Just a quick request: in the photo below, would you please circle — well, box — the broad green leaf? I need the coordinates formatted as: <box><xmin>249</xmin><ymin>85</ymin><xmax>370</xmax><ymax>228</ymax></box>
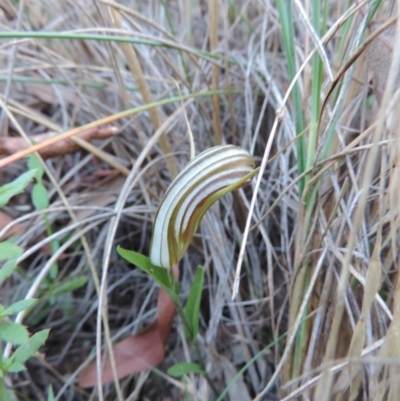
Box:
<box><xmin>4</xmin><ymin>299</ymin><xmax>36</xmax><ymax>315</ymax></box>
<box><xmin>52</xmin><ymin>276</ymin><xmax>87</xmax><ymax>298</ymax></box>
<box><xmin>167</xmin><ymin>362</ymin><xmax>205</xmax><ymax>377</ymax></box>
<box><xmin>13</xmin><ymin>329</ymin><xmax>50</xmax><ymax>364</ymax></box>
<box><xmin>0</xmin><ymin>169</ymin><xmax>37</xmax><ymax>207</ymax></box>
<box><xmin>0</xmin><ymin>259</ymin><xmax>18</xmax><ymax>282</ymax></box>
<box><xmin>32</xmin><ymin>183</ymin><xmax>49</xmax><ymax>210</ymax></box>
<box><xmin>0</xmin><ymin>322</ymin><xmax>29</xmax><ymax>345</ymax></box>
<box><xmin>117</xmin><ymin>246</ymin><xmax>179</xmax><ymax>303</ymax></box>
<box><xmin>0</xmin><ymin>242</ymin><xmax>23</xmax><ymax>260</ymax></box>
<box><xmin>183</xmin><ymin>266</ymin><xmax>204</xmax><ymax>342</ymax></box>
<box><xmin>27</xmin><ymin>154</ymin><xmax>44</xmax><ymax>182</ymax></box>
<box><xmin>7</xmin><ymin>362</ymin><xmax>26</xmax><ymax>372</ymax></box>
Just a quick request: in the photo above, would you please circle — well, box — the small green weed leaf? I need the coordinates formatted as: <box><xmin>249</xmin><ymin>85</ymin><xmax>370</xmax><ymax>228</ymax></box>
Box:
<box><xmin>52</xmin><ymin>276</ymin><xmax>87</xmax><ymax>298</ymax></box>
<box><xmin>183</xmin><ymin>266</ymin><xmax>204</xmax><ymax>342</ymax></box>
<box><xmin>27</xmin><ymin>154</ymin><xmax>44</xmax><ymax>182</ymax></box>
<box><xmin>0</xmin><ymin>169</ymin><xmax>37</xmax><ymax>207</ymax></box>
<box><xmin>0</xmin><ymin>322</ymin><xmax>29</xmax><ymax>345</ymax></box>
<box><xmin>167</xmin><ymin>362</ymin><xmax>205</xmax><ymax>377</ymax></box>
<box><xmin>32</xmin><ymin>183</ymin><xmax>49</xmax><ymax>210</ymax></box>
<box><xmin>117</xmin><ymin>246</ymin><xmax>179</xmax><ymax>303</ymax></box>
<box><xmin>29</xmin><ymin>328</ymin><xmax>50</xmax><ymax>349</ymax></box>
<box><xmin>7</xmin><ymin>362</ymin><xmax>26</xmax><ymax>372</ymax></box>
<box><xmin>4</xmin><ymin>388</ymin><xmax>15</xmax><ymax>401</ymax></box>
<box><xmin>0</xmin><ymin>259</ymin><xmax>18</xmax><ymax>282</ymax></box>
<box><xmin>13</xmin><ymin>328</ymin><xmax>50</xmax><ymax>363</ymax></box>
<box><xmin>2</xmin><ymin>356</ymin><xmax>12</xmax><ymax>370</ymax></box>
<box><xmin>47</xmin><ymin>384</ymin><xmax>54</xmax><ymax>401</ymax></box>
<box><xmin>0</xmin><ymin>242</ymin><xmax>23</xmax><ymax>260</ymax></box>
<box><xmin>4</xmin><ymin>299</ymin><xmax>36</xmax><ymax>315</ymax></box>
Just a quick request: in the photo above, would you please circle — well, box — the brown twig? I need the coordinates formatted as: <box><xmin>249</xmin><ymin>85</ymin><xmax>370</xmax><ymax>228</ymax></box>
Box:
<box><xmin>0</xmin><ymin>127</ymin><xmax>118</xmax><ymax>158</ymax></box>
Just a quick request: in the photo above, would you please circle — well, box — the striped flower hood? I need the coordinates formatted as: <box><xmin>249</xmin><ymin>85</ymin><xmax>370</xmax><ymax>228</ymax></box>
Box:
<box><xmin>150</xmin><ymin>145</ymin><xmax>256</xmax><ymax>268</ymax></box>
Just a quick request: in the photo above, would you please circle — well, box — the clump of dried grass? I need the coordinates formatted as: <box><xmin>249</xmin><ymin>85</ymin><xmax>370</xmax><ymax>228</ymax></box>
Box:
<box><xmin>1</xmin><ymin>0</ymin><xmax>399</xmax><ymax>400</ymax></box>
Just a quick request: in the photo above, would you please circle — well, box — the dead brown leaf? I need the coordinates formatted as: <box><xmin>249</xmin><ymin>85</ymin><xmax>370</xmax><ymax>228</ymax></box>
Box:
<box><xmin>0</xmin><ymin>211</ymin><xmax>24</xmax><ymax>240</ymax></box>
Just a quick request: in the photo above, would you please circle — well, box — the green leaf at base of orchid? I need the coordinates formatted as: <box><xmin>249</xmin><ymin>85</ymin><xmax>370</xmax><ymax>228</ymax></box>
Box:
<box><xmin>183</xmin><ymin>266</ymin><xmax>204</xmax><ymax>342</ymax></box>
<box><xmin>117</xmin><ymin>246</ymin><xmax>179</xmax><ymax>303</ymax></box>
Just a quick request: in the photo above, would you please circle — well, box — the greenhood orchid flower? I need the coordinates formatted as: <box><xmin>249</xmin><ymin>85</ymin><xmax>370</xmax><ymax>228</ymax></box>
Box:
<box><xmin>149</xmin><ymin>145</ymin><xmax>257</xmax><ymax>268</ymax></box>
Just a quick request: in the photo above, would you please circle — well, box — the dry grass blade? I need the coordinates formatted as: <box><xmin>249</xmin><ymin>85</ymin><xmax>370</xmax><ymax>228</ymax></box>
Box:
<box><xmin>2</xmin><ymin>1</ymin><xmax>400</xmax><ymax>400</ymax></box>
<box><xmin>319</xmin><ymin>15</ymin><xmax>397</xmax><ymax>124</ymax></box>
<box><xmin>293</xmin><ymin>0</ymin><xmax>334</xmax><ymax>81</ymax></box>
<box><xmin>108</xmin><ymin>7</ymin><xmax>178</xmax><ymax>178</ymax></box>
<box><xmin>209</xmin><ymin>0</ymin><xmax>222</xmax><ymax>144</ymax></box>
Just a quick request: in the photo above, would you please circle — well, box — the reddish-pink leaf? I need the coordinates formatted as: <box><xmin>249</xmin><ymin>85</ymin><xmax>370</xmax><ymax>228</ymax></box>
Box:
<box><xmin>78</xmin><ymin>265</ymin><xmax>179</xmax><ymax>388</ymax></box>
<box><xmin>0</xmin><ymin>211</ymin><xmax>24</xmax><ymax>241</ymax></box>
<box><xmin>0</xmin><ymin>127</ymin><xmax>118</xmax><ymax>159</ymax></box>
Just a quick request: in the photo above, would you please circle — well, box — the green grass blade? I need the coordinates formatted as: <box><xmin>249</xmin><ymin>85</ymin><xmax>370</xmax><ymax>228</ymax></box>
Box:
<box><xmin>168</xmin><ymin>362</ymin><xmax>205</xmax><ymax>377</ymax></box>
<box><xmin>276</xmin><ymin>0</ymin><xmax>306</xmax><ymax>195</ymax></box>
<box><xmin>216</xmin><ymin>331</ymin><xmax>288</xmax><ymax>401</ymax></box>
<box><xmin>0</xmin><ymin>31</ymin><xmax>233</xmax><ymax>64</ymax></box>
